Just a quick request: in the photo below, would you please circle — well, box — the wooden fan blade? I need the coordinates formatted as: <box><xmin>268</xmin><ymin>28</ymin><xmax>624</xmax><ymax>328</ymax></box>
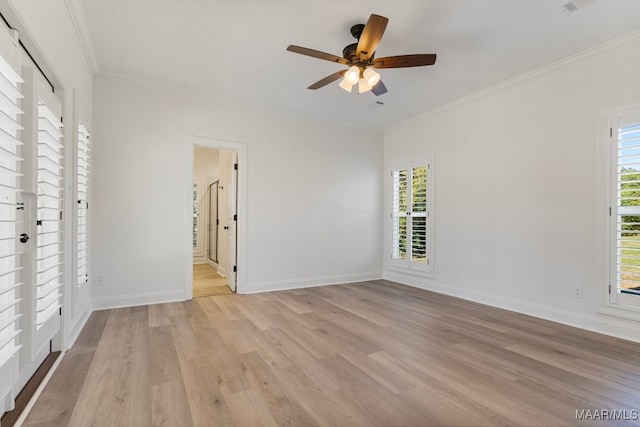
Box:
<box><xmin>371</xmin><ymin>80</ymin><xmax>387</xmax><ymax>96</ymax></box>
<box><xmin>356</xmin><ymin>14</ymin><xmax>388</xmax><ymax>60</ymax></box>
<box><xmin>372</xmin><ymin>54</ymin><xmax>437</xmax><ymax>69</ymax></box>
<box><xmin>308</xmin><ymin>70</ymin><xmax>347</xmax><ymax>90</ymax></box>
<box><xmin>287</xmin><ymin>45</ymin><xmax>348</xmax><ymax>64</ymax></box>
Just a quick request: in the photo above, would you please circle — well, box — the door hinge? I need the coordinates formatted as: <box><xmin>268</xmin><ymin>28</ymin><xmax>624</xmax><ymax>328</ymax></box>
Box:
<box><xmin>610</xmin><ymin>128</ymin><xmax>613</xmax><ymax>137</ymax></box>
<box><xmin>233</xmin><ymin>214</ymin><xmax>237</xmax><ymax>221</ymax></box>
<box><xmin>608</xmin><ymin>284</ymin><xmax>611</xmax><ymax>294</ymax></box>
<box><xmin>609</xmin><ymin>207</ymin><xmax>612</xmax><ymax>216</ymax></box>
<box><xmin>59</xmin><ymin>211</ymin><xmax>63</xmax><ymax>220</ymax></box>
<box><xmin>233</xmin><ymin>265</ymin><xmax>237</xmax><ymax>273</ymax></box>
<box><xmin>59</xmin><ymin>307</ymin><xmax>62</xmax><ymax>315</ymax></box>
<box><xmin>234</xmin><ymin>163</ymin><xmax>238</xmax><ymax>170</ymax></box>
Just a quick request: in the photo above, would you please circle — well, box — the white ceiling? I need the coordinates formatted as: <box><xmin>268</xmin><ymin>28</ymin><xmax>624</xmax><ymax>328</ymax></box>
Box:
<box><xmin>78</xmin><ymin>0</ymin><xmax>640</xmax><ymax>128</ymax></box>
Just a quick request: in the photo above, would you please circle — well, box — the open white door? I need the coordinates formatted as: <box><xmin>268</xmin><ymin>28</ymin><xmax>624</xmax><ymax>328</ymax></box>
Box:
<box><xmin>227</xmin><ymin>151</ymin><xmax>237</xmax><ymax>292</ymax></box>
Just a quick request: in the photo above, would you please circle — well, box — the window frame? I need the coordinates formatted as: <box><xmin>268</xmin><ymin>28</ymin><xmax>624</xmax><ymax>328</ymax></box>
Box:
<box><xmin>608</xmin><ymin>110</ymin><xmax>640</xmax><ymax>314</ymax></box>
<box><xmin>389</xmin><ymin>157</ymin><xmax>434</xmax><ymax>277</ymax></box>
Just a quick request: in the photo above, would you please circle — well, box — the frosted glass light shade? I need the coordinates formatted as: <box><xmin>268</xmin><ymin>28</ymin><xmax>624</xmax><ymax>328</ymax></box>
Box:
<box><xmin>363</xmin><ymin>68</ymin><xmax>380</xmax><ymax>87</ymax></box>
<box><xmin>345</xmin><ymin>66</ymin><xmax>360</xmax><ymax>85</ymax></box>
<box><xmin>339</xmin><ymin>77</ymin><xmax>353</xmax><ymax>92</ymax></box>
<box><xmin>358</xmin><ymin>78</ymin><xmax>372</xmax><ymax>94</ymax></box>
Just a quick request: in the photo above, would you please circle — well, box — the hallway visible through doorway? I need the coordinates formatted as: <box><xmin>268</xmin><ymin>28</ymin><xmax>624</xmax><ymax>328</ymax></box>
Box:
<box><xmin>193</xmin><ymin>264</ymin><xmax>232</xmax><ymax>297</ymax></box>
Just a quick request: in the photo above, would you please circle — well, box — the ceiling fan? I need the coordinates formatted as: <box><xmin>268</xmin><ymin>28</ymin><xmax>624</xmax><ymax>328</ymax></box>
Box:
<box><xmin>286</xmin><ymin>14</ymin><xmax>436</xmax><ymax>96</ymax></box>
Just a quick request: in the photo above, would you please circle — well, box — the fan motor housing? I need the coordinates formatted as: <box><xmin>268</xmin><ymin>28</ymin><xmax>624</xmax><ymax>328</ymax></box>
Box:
<box><xmin>343</xmin><ymin>24</ymin><xmax>375</xmax><ymax>65</ymax></box>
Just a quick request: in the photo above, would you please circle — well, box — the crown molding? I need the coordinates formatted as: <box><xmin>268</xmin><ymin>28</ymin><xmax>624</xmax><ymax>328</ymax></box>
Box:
<box><xmin>64</xmin><ymin>0</ymin><xmax>99</xmax><ymax>75</ymax></box>
<box><xmin>386</xmin><ymin>29</ymin><xmax>640</xmax><ymax>132</ymax></box>
<box><xmin>2</xmin><ymin>0</ymin><xmax>65</xmax><ymax>87</ymax></box>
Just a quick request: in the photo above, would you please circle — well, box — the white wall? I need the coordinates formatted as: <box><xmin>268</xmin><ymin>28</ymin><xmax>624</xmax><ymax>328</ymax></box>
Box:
<box><xmin>384</xmin><ymin>34</ymin><xmax>640</xmax><ymax>342</ymax></box>
<box><xmin>92</xmin><ymin>76</ymin><xmax>383</xmax><ymax>307</ymax></box>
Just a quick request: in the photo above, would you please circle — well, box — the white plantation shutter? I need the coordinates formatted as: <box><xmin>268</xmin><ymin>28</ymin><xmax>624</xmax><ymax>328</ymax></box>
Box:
<box><xmin>0</xmin><ymin>35</ymin><xmax>23</xmax><ymax>408</ymax></box>
<box><xmin>36</xmin><ymin>99</ymin><xmax>63</xmax><ymax>329</ymax></box>
<box><xmin>392</xmin><ymin>169</ymin><xmax>408</xmax><ymax>260</ymax></box>
<box><xmin>76</xmin><ymin>124</ymin><xmax>89</xmax><ymax>288</ymax></box>
<box><xmin>612</xmin><ymin>114</ymin><xmax>640</xmax><ymax>301</ymax></box>
<box><xmin>410</xmin><ymin>166</ymin><xmax>428</xmax><ymax>263</ymax></box>
<box><xmin>391</xmin><ymin>160</ymin><xmax>432</xmax><ymax>273</ymax></box>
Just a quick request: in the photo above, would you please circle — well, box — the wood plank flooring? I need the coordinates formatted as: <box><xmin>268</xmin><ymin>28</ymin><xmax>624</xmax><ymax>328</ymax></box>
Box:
<box><xmin>22</xmin><ymin>280</ymin><xmax>640</xmax><ymax>426</ymax></box>
<box><xmin>193</xmin><ymin>264</ymin><xmax>231</xmax><ymax>297</ymax></box>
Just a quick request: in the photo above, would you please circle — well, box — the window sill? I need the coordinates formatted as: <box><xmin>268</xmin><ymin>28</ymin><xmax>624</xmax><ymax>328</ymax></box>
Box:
<box><xmin>388</xmin><ymin>265</ymin><xmax>433</xmax><ymax>279</ymax></box>
<box><xmin>598</xmin><ymin>304</ymin><xmax>640</xmax><ymax>323</ymax></box>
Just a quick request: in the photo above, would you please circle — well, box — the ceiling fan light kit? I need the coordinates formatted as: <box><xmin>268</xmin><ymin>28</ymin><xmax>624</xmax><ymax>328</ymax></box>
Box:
<box><xmin>287</xmin><ymin>13</ymin><xmax>437</xmax><ymax>96</ymax></box>
<box><xmin>339</xmin><ymin>65</ymin><xmax>380</xmax><ymax>94</ymax></box>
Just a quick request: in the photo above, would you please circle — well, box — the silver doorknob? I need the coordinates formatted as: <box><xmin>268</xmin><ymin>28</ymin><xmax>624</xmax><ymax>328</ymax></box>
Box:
<box><xmin>19</xmin><ymin>233</ymin><xmax>29</xmax><ymax>243</ymax></box>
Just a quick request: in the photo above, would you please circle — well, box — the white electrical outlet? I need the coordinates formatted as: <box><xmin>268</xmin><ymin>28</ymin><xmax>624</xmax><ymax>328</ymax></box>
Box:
<box><xmin>574</xmin><ymin>286</ymin><xmax>583</xmax><ymax>299</ymax></box>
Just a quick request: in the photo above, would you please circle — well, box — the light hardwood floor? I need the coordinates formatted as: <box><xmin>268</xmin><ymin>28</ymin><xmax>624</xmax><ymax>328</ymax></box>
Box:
<box><xmin>22</xmin><ymin>280</ymin><xmax>640</xmax><ymax>426</ymax></box>
<box><xmin>193</xmin><ymin>264</ymin><xmax>232</xmax><ymax>297</ymax></box>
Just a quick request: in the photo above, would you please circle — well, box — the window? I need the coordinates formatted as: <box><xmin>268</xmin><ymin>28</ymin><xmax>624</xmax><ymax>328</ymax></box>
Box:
<box><xmin>76</xmin><ymin>123</ymin><xmax>90</xmax><ymax>289</ymax></box>
<box><xmin>391</xmin><ymin>159</ymin><xmax>433</xmax><ymax>274</ymax></box>
<box><xmin>610</xmin><ymin>112</ymin><xmax>640</xmax><ymax>310</ymax></box>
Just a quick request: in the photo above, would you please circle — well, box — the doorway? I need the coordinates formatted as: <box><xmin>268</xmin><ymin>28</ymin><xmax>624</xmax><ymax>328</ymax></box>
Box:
<box><xmin>190</xmin><ymin>144</ymin><xmax>239</xmax><ymax>297</ymax></box>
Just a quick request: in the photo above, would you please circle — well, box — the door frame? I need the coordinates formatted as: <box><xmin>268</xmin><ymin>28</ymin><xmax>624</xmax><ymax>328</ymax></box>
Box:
<box><xmin>184</xmin><ymin>136</ymin><xmax>247</xmax><ymax>297</ymax></box>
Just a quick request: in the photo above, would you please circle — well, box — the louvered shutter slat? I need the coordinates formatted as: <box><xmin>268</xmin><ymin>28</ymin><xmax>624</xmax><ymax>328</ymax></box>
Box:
<box><xmin>0</xmin><ymin>39</ymin><xmax>23</xmax><ymax>384</ymax></box>
<box><xmin>77</xmin><ymin>123</ymin><xmax>90</xmax><ymax>287</ymax></box>
<box><xmin>35</xmin><ymin>100</ymin><xmax>63</xmax><ymax>329</ymax></box>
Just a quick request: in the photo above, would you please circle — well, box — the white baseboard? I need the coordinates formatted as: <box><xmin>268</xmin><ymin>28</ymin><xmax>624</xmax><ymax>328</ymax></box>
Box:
<box><xmin>384</xmin><ymin>271</ymin><xmax>640</xmax><ymax>343</ymax></box>
<box><xmin>207</xmin><ymin>259</ymin><xmax>223</xmax><ymax>274</ymax></box>
<box><xmin>243</xmin><ymin>271</ymin><xmax>382</xmax><ymax>294</ymax></box>
<box><xmin>92</xmin><ymin>290</ymin><xmax>185</xmax><ymax>310</ymax></box>
<box><xmin>14</xmin><ymin>351</ymin><xmax>65</xmax><ymax>427</ymax></box>
<box><xmin>64</xmin><ymin>306</ymin><xmax>92</xmax><ymax>351</ymax></box>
